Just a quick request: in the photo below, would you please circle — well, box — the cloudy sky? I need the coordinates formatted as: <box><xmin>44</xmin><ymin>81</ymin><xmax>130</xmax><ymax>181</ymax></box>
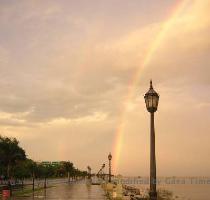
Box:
<box><xmin>0</xmin><ymin>0</ymin><xmax>209</xmax><ymax>176</ymax></box>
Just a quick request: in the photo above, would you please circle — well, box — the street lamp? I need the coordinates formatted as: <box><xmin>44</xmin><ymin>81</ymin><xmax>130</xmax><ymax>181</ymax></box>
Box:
<box><xmin>87</xmin><ymin>166</ymin><xmax>91</xmax><ymax>179</ymax></box>
<box><xmin>144</xmin><ymin>80</ymin><xmax>159</xmax><ymax>200</ymax></box>
<box><xmin>102</xmin><ymin>163</ymin><xmax>105</xmax><ymax>179</ymax></box>
<box><xmin>108</xmin><ymin>153</ymin><xmax>112</xmax><ymax>183</ymax></box>
<box><xmin>102</xmin><ymin>163</ymin><xmax>105</xmax><ymax>169</ymax></box>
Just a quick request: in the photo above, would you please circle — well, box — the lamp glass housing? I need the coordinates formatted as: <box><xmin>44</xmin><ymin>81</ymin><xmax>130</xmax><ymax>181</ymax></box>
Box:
<box><xmin>144</xmin><ymin>81</ymin><xmax>159</xmax><ymax>113</ymax></box>
<box><xmin>108</xmin><ymin>153</ymin><xmax>112</xmax><ymax>160</ymax></box>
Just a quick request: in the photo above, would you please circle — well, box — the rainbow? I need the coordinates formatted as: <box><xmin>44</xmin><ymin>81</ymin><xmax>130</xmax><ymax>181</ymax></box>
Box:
<box><xmin>112</xmin><ymin>0</ymin><xmax>190</xmax><ymax>174</ymax></box>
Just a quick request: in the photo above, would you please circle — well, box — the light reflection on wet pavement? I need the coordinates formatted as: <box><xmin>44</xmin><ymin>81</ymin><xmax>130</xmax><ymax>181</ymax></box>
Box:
<box><xmin>10</xmin><ymin>183</ymin><xmax>106</xmax><ymax>200</ymax></box>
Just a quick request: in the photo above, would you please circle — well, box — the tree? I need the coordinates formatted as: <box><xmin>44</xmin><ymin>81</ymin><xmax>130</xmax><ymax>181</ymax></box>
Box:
<box><xmin>62</xmin><ymin>161</ymin><xmax>74</xmax><ymax>174</ymax></box>
<box><xmin>61</xmin><ymin>161</ymin><xmax>74</xmax><ymax>181</ymax></box>
<box><xmin>0</xmin><ymin>135</ymin><xmax>26</xmax><ymax>178</ymax></box>
<box><xmin>13</xmin><ymin>159</ymin><xmax>35</xmax><ymax>179</ymax></box>
<box><xmin>0</xmin><ymin>135</ymin><xmax>87</xmax><ymax>180</ymax></box>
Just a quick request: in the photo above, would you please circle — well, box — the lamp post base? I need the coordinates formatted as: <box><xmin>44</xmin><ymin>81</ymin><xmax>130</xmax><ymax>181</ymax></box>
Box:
<box><xmin>149</xmin><ymin>191</ymin><xmax>157</xmax><ymax>200</ymax></box>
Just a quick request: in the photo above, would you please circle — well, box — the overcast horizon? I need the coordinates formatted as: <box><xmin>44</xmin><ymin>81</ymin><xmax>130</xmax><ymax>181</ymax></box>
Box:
<box><xmin>0</xmin><ymin>0</ymin><xmax>210</xmax><ymax>176</ymax></box>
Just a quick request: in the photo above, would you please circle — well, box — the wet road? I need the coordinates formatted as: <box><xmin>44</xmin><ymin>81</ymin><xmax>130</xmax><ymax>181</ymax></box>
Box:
<box><xmin>11</xmin><ymin>183</ymin><xmax>107</xmax><ymax>200</ymax></box>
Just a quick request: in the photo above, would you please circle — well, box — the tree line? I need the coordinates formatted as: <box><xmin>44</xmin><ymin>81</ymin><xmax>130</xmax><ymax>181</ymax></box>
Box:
<box><xmin>0</xmin><ymin>135</ymin><xmax>87</xmax><ymax>180</ymax></box>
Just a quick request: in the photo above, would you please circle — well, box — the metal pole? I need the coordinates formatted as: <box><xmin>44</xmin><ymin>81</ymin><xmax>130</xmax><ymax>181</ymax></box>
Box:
<box><xmin>44</xmin><ymin>177</ymin><xmax>47</xmax><ymax>189</ymax></box>
<box><xmin>109</xmin><ymin>159</ymin><xmax>111</xmax><ymax>183</ymax></box>
<box><xmin>150</xmin><ymin>112</ymin><xmax>157</xmax><ymax>200</ymax></box>
<box><xmin>68</xmin><ymin>171</ymin><xmax>70</xmax><ymax>183</ymax></box>
<box><xmin>22</xmin><ymin>179</ymin><xmax>24</xmax><ymax>190</ymax></box>
<box><xmin>32</xmin><ymin>174</ymin><xmax>35</xmax><ymax>191</ymax></box>
<box><xmin>8</xmin><ymin>180</ymin><xmax>12</xmax><ymax>196</ymax></box>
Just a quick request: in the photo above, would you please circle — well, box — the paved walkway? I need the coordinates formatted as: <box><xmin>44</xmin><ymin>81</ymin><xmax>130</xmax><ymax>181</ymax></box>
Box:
<box><xmin>11</xmin><ymin>183</ymin><xmax>107</xmax><ymax>200</ymax></box>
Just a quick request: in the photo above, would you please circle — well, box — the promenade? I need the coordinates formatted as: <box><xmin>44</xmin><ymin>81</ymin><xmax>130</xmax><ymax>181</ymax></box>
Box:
<box><xmin>10</xmin><ymin>183</ymin><xmax>106</xmax><ymax>200</ymax></box>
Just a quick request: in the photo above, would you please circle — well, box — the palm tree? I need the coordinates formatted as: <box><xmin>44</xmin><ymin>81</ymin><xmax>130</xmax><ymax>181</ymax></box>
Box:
<box><xmin>62</xmin><ymin>161</ymin><xmax>74</xmax><ymax>181</ymax></box>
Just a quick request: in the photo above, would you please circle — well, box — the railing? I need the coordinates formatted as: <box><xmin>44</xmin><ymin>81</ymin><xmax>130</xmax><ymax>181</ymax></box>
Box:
<box><xmin>0</xmin><ymin>177</ymin><xmax>84</xmax><ymax>196</ymax></box>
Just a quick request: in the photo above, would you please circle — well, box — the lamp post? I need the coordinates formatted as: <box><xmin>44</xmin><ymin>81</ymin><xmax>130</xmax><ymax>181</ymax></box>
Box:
<box><xmin>108</xmin><ymin>153</ymin><xmax>112</xmax><ymax>183</ymax></box>
<box><xmin>97</xmin><ymin>164</ymin><xmax>106</xmax><ymax>178</ymax></box>
<box><xmin>144</xmin><ymin>80</ymin><xmax>159</xmax><ymax>200</ymax></box>
<box><xmin>32</xmin><ymin>165</ymin><xmax>35</xmax><ymax>191</ymax></box>
<box><xmin>87</xmin><ymin>166</ymin><xmax>91</xmax><ymax>179</ymax></box>
<box><xmin>102</xmin><ymin>163</ymin><xmax>105</xmax><ymax>179</ymax></box>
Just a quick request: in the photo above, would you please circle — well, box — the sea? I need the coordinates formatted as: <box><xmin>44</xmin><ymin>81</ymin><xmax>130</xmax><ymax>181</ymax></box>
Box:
<box><xmin>121</xmin><ymin>176</ymin><xmax>210</xmax><ymax>200</ymax></box>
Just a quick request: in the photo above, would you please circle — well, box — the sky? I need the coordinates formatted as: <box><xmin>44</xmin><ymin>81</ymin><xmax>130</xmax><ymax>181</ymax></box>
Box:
<box><xmin>0</xmin><ymin>0</ymin><xmax>210</xmax><ymax>176</ymax></box>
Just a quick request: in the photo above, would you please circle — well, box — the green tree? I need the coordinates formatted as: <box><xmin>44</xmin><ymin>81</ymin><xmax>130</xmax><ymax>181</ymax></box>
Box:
<box><xmin>0</xmin><ymin>135</ymin><xmax>26</xmax><ymax>178</ymax></box>
<box><xmin>13</xmin><ymin>159</ymin><xmax>35</xmax><ymax>179</ymax></box>
<box><xmin>62</xmin><ymin>161</ymin><xmax>74</xmax><ymax>175</ymax></box>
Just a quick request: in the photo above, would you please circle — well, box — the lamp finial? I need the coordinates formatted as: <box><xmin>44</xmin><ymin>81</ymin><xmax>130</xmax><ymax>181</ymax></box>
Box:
<box><xmin>150</xmin><ymin>80</ymin><xmax>153</xmax><ymax>89</ymax></box>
